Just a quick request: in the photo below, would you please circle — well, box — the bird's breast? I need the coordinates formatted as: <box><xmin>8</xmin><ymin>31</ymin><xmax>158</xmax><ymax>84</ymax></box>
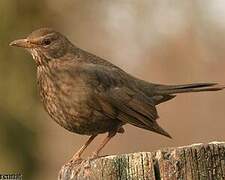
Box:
<box><xmin>37</xmin><ymin>67</ymin><xmax>94</xmax><ymax>132</ymax></box>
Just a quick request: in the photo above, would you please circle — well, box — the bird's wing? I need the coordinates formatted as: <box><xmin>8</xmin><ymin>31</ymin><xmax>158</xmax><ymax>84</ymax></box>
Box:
<box><xmin>78</xmin><ymin>64</ymin><xmax>171</xmax><ymax>138</ymax></box>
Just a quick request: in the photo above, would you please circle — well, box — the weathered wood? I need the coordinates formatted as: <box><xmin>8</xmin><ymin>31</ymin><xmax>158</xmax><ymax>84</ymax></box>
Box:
<box><xmin>58</xmin><ymin>142</ymin><xmax>225</xmax><ymax>180</ymax></box>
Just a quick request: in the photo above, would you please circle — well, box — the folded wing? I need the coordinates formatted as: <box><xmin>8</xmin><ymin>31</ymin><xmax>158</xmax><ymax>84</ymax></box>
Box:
<box><xmin>78</xmin><ymin>64</ymin><xmax>171</xmax><ymax>138</ymax></box>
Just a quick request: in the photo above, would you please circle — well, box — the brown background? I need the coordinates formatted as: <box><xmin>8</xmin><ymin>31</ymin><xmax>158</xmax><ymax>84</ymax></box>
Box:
<box><xmin>0</xmin><ymin>1</ymin><xmax>225</xmax><ymax>179</ymax></box>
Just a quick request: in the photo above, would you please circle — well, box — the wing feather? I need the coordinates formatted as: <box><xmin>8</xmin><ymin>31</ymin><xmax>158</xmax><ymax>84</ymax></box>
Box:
<box><xmin>76</xmin><ymin>63</ymin><xmax>171</xmax><ymax>138</ymax></box>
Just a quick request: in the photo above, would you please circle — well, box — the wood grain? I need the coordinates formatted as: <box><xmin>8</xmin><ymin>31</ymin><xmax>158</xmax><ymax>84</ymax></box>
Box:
<box><xmin>58</xmin><ymin>142</ymin><xmax>225</xmax><ymax>180</ymax></box>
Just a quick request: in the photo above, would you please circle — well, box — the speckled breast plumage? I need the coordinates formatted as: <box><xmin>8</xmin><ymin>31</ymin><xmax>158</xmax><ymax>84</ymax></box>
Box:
<box><xmin>36</xmin><ymin>64</ymin><xmax>120</xmax><ymax>135</ymax></box>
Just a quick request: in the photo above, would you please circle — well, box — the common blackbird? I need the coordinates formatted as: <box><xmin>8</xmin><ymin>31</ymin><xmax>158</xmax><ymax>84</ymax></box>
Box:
<box><xmin>10</xmin><ymin>28</ymin><xmax>224</xmax><ymax>161</ymax></box>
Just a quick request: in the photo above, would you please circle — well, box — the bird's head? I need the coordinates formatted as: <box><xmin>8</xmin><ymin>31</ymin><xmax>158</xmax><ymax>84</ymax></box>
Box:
<box><xmin>10</xmin><ymin>28</ymin><xmax>71</xmax><ymax>65</ymax></box>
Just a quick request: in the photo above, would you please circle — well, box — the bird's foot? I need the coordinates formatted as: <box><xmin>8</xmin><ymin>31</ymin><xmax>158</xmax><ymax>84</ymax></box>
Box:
<box><xmin>60</xmin><ymin>156</ymin><xmax>85</xmax><ymax>178</ymax></box>
<box><xmin>87</xmin><ymin>152</ymin><xmax>107</xmax><ymax>161</ymax></box>
<box><xmin>89</xmin><ymin>152</ymin><xmax>99</xmax><ymax>160</ymax></box>
<box><xmin>67</xmin><ymin>154</ymin><xmax>83</xmax><ymax>165</ymax></box>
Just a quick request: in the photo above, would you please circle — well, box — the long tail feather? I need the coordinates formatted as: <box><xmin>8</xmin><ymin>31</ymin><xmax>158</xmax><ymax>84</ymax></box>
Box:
<box><xmin>156</xmin><ymin>83</ymin><xmax>225</xmax><ymax>95</ymax></box>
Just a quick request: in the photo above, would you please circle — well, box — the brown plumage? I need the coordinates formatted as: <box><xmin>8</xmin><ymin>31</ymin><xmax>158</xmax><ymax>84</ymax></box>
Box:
<box><xmin>10</xmin><ymin>28</ymin><xmax>224</xmax><ymax>161</ymax></box>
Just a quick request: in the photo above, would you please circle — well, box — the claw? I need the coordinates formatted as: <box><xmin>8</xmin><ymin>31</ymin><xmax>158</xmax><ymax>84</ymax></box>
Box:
<box><xmin>90</xmin><ymin>152</ymin><xmax>99</xmax><ymax>160</ymax></box>
<box><xmin>67</xmin><ymin>155</ymin><xmax>83</xmax><ymax>165</ymax></box>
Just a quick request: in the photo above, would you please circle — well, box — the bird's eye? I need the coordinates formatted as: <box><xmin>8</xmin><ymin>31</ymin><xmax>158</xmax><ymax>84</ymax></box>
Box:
<box><xmin>42</xmin><ymin>39</ymin><xmax>51</xmax><ymax>46</ymax></box>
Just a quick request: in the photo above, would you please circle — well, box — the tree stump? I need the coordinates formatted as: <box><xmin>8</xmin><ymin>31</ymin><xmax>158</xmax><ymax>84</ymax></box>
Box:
<box><xmin>58</xmin><ymin>142</ymin><xmax>225</xmax><ymax>180</ymax></box>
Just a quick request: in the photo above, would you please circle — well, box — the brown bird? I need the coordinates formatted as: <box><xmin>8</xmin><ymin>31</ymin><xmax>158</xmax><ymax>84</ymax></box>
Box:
<box><xmin>10</xmin><ymin>28</ymin><xmax>224</xmax><ymax>162</ymax></box>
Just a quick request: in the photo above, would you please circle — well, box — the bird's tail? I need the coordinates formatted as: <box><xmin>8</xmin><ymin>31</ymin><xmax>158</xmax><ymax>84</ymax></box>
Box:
<box><xmin>155</xmin><ymin>83</ymin><xmax>225</xmax><ymax>95</ymax></box>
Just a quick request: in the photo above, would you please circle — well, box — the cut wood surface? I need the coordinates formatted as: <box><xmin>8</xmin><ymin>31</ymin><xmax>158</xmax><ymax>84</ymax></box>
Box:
<box><xmin>58</xmin><ymin>142</ymin><xmax>225</xmax><ymax>180</ymax></box>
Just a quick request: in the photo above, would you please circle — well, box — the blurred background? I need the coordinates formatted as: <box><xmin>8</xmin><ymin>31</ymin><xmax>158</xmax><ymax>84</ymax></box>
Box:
<box><xmin>0</xmin><ymin>0</ymin><xmax>225</xmax><ymax>179</ymax></box>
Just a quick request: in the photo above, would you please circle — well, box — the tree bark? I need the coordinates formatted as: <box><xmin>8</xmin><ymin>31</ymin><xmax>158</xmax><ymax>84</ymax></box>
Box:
<box><xmin>58</xmin><ymin>142</ymin><xmax>225</xmax><ymax>180</ymax></box>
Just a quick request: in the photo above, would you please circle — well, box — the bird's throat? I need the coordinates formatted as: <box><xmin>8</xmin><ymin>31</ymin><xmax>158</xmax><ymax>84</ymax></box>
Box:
<box><xmin>28</xmin><ymin>48</ymin><xmax>49</xmax><ymax>66</ymax></box>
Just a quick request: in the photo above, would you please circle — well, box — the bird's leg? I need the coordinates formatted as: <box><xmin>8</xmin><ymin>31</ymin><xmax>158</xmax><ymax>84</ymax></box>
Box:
<box><xmin>91</xmin><ymin>131</ymin><xmax>117</xmax><ymax>158</ymax></box>
<box><xmin>70</xmin><ymin>134</ymin><xmax>97</xmax><ymax>162</ymax></box>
